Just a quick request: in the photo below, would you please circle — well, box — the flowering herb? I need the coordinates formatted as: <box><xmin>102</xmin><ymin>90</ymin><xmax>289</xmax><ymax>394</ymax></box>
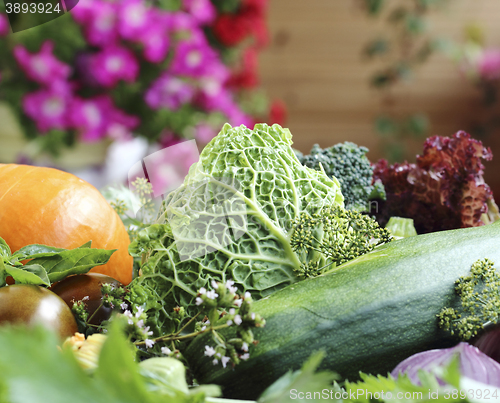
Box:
<box><xmin>438</xmin><ymin>258</ymin><xmax>500</xmax><ymax>340</ymax></box>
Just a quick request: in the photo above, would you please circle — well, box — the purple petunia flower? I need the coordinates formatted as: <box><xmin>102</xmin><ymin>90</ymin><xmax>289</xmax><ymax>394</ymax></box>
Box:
<box><xmin>169</xmin><ymin>38</ymin><xmax>217</xmax><ymax>78</ymax></box>
<box><xmin>22</xmin><ymin>83</ymin><xmax>73</xmax><ymax>132</ymax></box>
<box><xmin>0</xmin><ymin>13</ymin><xmax>10</xmax><ymax>36</ymax></box>
<box><xmin>69</xmin><ymin>95</ymin><xmax>138</xmax><ymax>142</ymax></box>
<box><xmin>137</xmin><ymin>10</ymin><xmax>171</xmax><ymax>63</ymax></box>
<box><xmin>145</xmin><ymin>73</ymin><xmax>195</xmax><ymax>110</ymax></box>
<box><xmin>72</xmin><ymin>0</ymin><xmax>120</xmax><ymax>47</ymax></box>
<box><xmin>90</xmin><ymin>45</ymin><xmax>139</xmax><ymax>88</ymax></box>
<box><xmin>14</xmin><ymin>41</ymin><xmax>71</xmax><ymax>87</ymax></box>
<box><xmin>182</xmin><ymin>0</ymin><xmax>216</xmax><ymax>25</ymax></box>
<box><xmin>118</xmin><ymin>0</ymin><xmax>150</xmax><ymax>41</ymax></box>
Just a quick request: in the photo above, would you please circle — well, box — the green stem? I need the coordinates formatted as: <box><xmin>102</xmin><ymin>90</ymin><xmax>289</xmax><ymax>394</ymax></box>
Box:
<box><xmin>134</xmin><ymin>324</ymin><xmax>230</xmax><ymax>346</ymax></box>
<box><xmin>85</xmin><ymin>299</ymin><xmax>105</xmax><ymax>326</ymax></box>
<box><xmin>173</xmin><ymin>311</ymin><xmax>202</xmax><ymax>336</ymax></box>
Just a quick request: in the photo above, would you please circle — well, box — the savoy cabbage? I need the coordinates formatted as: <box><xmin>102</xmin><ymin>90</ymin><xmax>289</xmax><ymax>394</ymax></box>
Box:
<box><xmin>127</xmin><ymin>123</ymin><xmax>344</xmax><ymax>333</ymax></box>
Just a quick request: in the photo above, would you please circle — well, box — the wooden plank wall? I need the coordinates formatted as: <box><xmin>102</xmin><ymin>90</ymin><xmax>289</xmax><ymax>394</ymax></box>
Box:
<box><xmin>259</xmin><ymin>0</ymin><xmax>500</xmax><ymax>188</ymax></box>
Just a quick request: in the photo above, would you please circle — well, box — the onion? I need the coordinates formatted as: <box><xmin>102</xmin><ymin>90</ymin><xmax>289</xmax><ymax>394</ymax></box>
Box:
<box><xmin>391</xmin><ymin>342</ymin><xmax>500</xmax><ymax>387</ymax></box>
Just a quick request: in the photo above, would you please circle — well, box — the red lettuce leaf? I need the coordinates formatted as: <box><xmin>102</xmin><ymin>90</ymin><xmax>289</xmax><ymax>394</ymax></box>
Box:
<box><xmin>373</xmin><ymin>131</ymin><xmax>495</xmax><ymax>233</ymax></box>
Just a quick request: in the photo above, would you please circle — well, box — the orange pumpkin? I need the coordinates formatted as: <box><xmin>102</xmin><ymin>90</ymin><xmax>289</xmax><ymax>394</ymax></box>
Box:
<box><xmin>0</xmin><ymin>164</ymin><xmax>133</xmax><ymax>284</ymax></box>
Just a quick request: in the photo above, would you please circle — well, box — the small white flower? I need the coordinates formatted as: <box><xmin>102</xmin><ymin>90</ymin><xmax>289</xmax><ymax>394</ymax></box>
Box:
<box><xmin>244</xmin><ymin>292</ymin><xmax>251</xmax><ymax>300</ymax></box>
<box><xmin>204</xmin><ymin>345</ymin><xmax>216</xmax><ymax>357</ymax></box>
<box><xmin>161</xmin><ymin>347</ymin><xmax>172</xmax><ymax>355</ymax></box>
<box><xmin>216</xmin><ymin>352</ymin><xmax>221</xmax><ymax>358</ymax></box>
<box><xmin>225</xmin><ymin>280</ymin><xmax>238</xmax><ymax>293</ymax></box>
<box><xmin>229</xmin><ymin>308</ymin><xmax>236</xmax><ymax>315</ymax></box>
<box><xmin>201</xmin><ymin>326</ymin><xmax>207</xmax><ymax>331</ymax></box>
<box><xmin>143</xmin><ymin>326</ymin><xmax>153</xmax><ymax>336</ymax></box>
<box><xmin>221</xmin><ymin>356</ymin><xmax>231</xmax><ymax>368</ymax></box>
<box><xmin>206</xmin><ymin>290</ymin><xmax>218</xmax><ymax>300</ymax></box>
<box><xmin>144</xmin><ymin>339</ymin><xmax>155</xmax><ymax>349</ymax></box>
<box><xmin>135</xmin><ymin>306</ymin><xmax>144</xmax><ymax>318</ymax></box>
<box><xmin>251</xmin><ymin>313</ymin><xmax>256</xmax><ymax>320</ymax></box>
<box><xmin>127</xmin><ymin>319</ymin><xmax>133</xmax><ymax>325</ymax></box>
<box><xmin>123</xmin><ymin>310</ymin><xmax>133</xmax><ymax>318</ymax></box>
<box><xmin>240</xmin><ymin>353</ymin><xmax>250</xmax><ymax>361</ymax></box>
<box><xmin>195</xmin><ymin>297</ymin><xmax>204</xmax><ymax>306</ymax></box>
<box><xmin>199</xmin><ymin>287</ymin><xmax>207</xmax><ymax>295</ymax></box>
<box><xmin>234</xmin><ymin>315</ymin><xmax>242</xmax><ymax>326</ymax></box>
<box><xmin>205</xmin><ymin>319</ymin><xmax>210</xmax><ymax>325</ymax></box>
<box><xmin>242</xmin><ymin>342</ymin><xmax>249</xmax><ymax>352</ymax></box>
<box><xmin>234</xmin><ymin>299</ymin><xmax>243</xmax><ymax>308</ymax></box>
<box><xmin>136</xmin><ymin>319</ymin><xmax>144</xmax><ymax>328</ymax></box>
<box><xmin>120</xmin><ymin>302</ymin><xmax>128</xmax><ymax>310</ymax></box>
<box><xmin>226</xmin><ymin>320</ymin><xmax>233</xmax><ymax>326</ymax></box>
<box><xmin>211</xmin><ymin>280</ymin><xmax>219</xmax><ymax>289</ymax></box>
<box><xmin>212</xmin><ymin>359</ymin><xmax>218</xmax><ymax>365</ymax></box>
<box><xmin>82</xmin><ymin>296</ymin><xmax>90</xmax><ymax>301</ymax></box>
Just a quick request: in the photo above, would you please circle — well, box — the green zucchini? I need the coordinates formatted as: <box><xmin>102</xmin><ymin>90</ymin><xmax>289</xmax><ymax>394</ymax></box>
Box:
<box><xmin>185</xmin><ymin>221</ymin><xmax>500</xmax><ymax>399</ymax></box>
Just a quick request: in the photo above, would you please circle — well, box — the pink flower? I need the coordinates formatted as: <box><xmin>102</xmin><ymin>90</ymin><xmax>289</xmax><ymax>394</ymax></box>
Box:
<box><xmin>118</xmin><ymin>0</ymin><xmax>150</xmax><ymax>41</ymax></box>
<box><xmin>72</xmin><ymin>0</ymin><xmax>120</xmax><ymax>47</ymax></box>
<box><xmin>69</xmin><ymin>96</ymin><xmax>138</xmax><ymax>142</ymax></box>
<box><xmin>137</xmin><ymin>11</ymin><xmax>171</xmax><ymax>63</ymax></box>
<box><xmin>90</xmin><ymin>46</ymin><xmax>139</xmax><ymax>88</ymax></box>
<box><xmin>477</xmin><ymin>50</ymin><xmax>500</xmax><ymax>81</ymax></box>
<box><xmin>145</xmin><ymin>74</ymin><xmax>195</xmax><ymax>110</ymax></box>
<box><xmin>22</xmin><ymin>84</ymin><xmax>73</xmax><ymax>132</ymax></box>
<box><xmin>169</xmin><ymin>39</ymin><xmax>217</xmax><ymax>78</ymax></box>
<box><xmin>182</xmin><ymin>0</ymin><xmax>216</xmax><ymax>25</ymax></box>
<box><xmin>0</xmin><ymin>13</ymin><xmax>10</xmax><ymax>36</ymax></box>
<box><xmin>14</xmin><ymin>42</ymin><xmax>71</xmax><ymax>87</ymax></box>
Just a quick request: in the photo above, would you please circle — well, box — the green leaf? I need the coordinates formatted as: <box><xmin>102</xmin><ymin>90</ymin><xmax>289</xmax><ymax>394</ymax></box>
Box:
<box><xmin>258</xmin><ymin>351</ymin><xmax>339</xmax><ymax>403</ymax></box>
<box><xmin>78</xmin><ymin>241</ymin><xmax>92</xmax><ymax>249</ymax></box>
<box><xmin>94</xmin><ymin>319</ymin><xmax>164</xmax><ymax>403</ymax></box>
<box><xmin>12</xmin><ymin>244</ymin><xmax>67</xmax><ymax>260</ymax></box>
<box><xmin>0</xmin><ymin>325</ymin><xmax>120</xmax><ymax>403</ymax></box>
<box><xmin>5</xmin><ymin>264</ymin><xmax>50</xmax><ymax>286</ymax></box>
<box><xmin>0</xmin><ymin>237</ymin><xmax>11</xmax><ymax>259</ymax></box>
<box><xmin>29</xmin><ymin>248</ymin><xmax>116</xmax><ymax>283</ymax></box>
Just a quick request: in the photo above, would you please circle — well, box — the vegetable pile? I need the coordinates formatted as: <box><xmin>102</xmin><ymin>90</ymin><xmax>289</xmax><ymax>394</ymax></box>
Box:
<box><xmin>3</xmin><ymin>124</ymin><xmax>500</xmax><ymax>403</ymax></box>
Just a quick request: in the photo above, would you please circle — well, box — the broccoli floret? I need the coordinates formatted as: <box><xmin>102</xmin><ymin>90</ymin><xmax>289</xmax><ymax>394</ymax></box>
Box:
<box><xmin>290</xmin><ymin>206</ymin><xmax>392</xmax><ymax>278</ymax></box>
<box><xmin>438</xmin><ymin>258</ymin><xmax>500</xmax><ymax>340</ymax></box>
<box><xmin>300</xmin><ymin>142</ymin><xmax>385</xmax><ymax>212</ymax></box>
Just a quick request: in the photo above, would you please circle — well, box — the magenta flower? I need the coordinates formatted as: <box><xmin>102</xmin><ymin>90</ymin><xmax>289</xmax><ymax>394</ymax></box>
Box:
<box><xmin>118</xmin><ymin>0</ymin><xmax>150</xmax><ymax>41</ymax></box>
<box><xmin>72</xmin><ymin>0</ymin><xmax>120</xmax><ymax>47</ymax></box>
<box><xmin>182</xmin><ymin>0</ymin><xmax>216</xmax><ymax>25</ymax></box>
<box><xmin>169</xmin><ymin>39</ymin><xmax>217</xmax><ymax>78</ymax></box>
<box><xmin>70</xmin><ymin>96</ymin><xmax>138</xmax><ymax>142</ymax></box>
<box><xmin>137</xmin><ymin>11</ymin><xmax>171</xmax><ymax>63</ymax></box>
<box><xmin>22</xmin><ymin>83</ymin><xmax>73</xmax><ymax>132</ymax></box>
<box><xmin>145</xmin><ymin>74</ymin><xmax>195</xmax><ymax>110</ymax></box>
<box><xmin>90</xmin><ymin>46</ymin><xmax>139</xmax><ymax>88</ymax></box>
<box><xmin>14</xmin><ymin>41</ymin><xmax>71</xmax><ymax>87</ymax></box>
<box><xmin>0</xmin><ymin>13</ymin><xmax>10</xmax><ymax>36</ymax></box>
<box><xmin>478</xmin><ymin>50</ymin><xmax>500</xmax><ymax>81</ymax></box>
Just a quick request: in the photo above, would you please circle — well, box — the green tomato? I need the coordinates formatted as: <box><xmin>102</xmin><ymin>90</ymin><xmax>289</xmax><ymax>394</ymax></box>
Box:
<box><xmin>0</xmin><ymin>284</ymin><xmax>78</xmax><ymax>339</ymax></box>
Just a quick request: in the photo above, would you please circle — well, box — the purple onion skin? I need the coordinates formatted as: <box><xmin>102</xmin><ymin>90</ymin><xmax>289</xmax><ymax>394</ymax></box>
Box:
<box><xmin>391</xmin><ymin>342</ymin><xmax>500</xmax><ymax>387</ymax></box>
<box><xmin>474</xmin><ymin>326</ymin><xmax>500</xmax><ymax>365</ymax></box>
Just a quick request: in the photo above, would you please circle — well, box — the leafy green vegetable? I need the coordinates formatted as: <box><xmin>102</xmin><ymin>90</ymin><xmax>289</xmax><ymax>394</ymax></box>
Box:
<box><xmin>0</xmin><ymin>321</ymin><xmax>223</xmax><ymax>403</ymax></box>
<box><xmin>438</xmin><ymin>258</ymin><xmax>500</xmax><ymax>340</ymax></box>
<box><xmin>300</xmin><ymin>142</ymin><xmax>385</xmax><ymax>212</ymax></box>
<box><xmin>128</xmin><ymin>123</ymin><xmax>344</xmax><ymax>331</ymax></box>
<box><xmin>257</xmin><ymin>351</ymin><xmax>340</xmax><ymax>403</ymax></box>
<box><xmin>385</xmin><ymin>216</ymin><xmax>418</xmax><ymax>238</ymax></box>
<box><xmin>0</xmin><ymin>237</ymin><xmax>116</xmax><ymax>286</ymax></box>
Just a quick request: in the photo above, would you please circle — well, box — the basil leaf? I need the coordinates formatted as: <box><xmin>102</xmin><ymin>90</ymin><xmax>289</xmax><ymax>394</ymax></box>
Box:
<box><xmin>0</xmin><ymin>237</ymin><xmax>11</xmax><ymax>259</ymax></box>
<box><xmin>13</xmin><ymin>244</ymin><xmax>66</xmax><ymax>260</ymax></box>
<box><xmin>29</xmin><ymin>248</ymin><xmax>116</xmax><ymax>283</ymax></box>
<box><xmin>78</xmin><ymin>241</ymin><xmax>92</xmax><ymax>249</ymax></box>
<box><xmin>4</xmin><ymin>264</ymin><xmax>50</xmax><ymax>286</ymax></box>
